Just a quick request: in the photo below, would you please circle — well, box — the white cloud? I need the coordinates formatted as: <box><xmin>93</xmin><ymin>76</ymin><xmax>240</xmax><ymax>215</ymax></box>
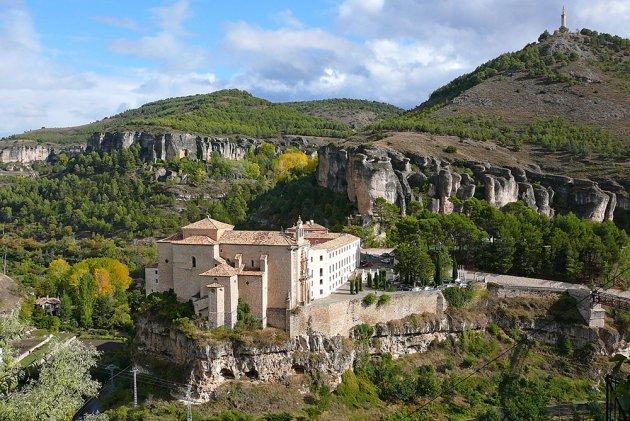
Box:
<box><xmin>93</xmin><ymin>15</ymin><xmax>142</xmax><ymax>31</ymax></box>
<box><xmin>275</xmin><ymin>9</ymin><xmax>304</xmax><ymax>29</ymax></box>
<box><xmin>338</xmin><ymin>0</ymin><xmax>384</xmax><ymax>19</ymax></box>
<box><xmin>0</xmin><ymin>2</ymin><xmax>219</xmax><ymax>137</ymax></box>
<box><xmin>108</xmin><ymin>0</ymin><xmax>208</xmax><ymax>72</ymax></box>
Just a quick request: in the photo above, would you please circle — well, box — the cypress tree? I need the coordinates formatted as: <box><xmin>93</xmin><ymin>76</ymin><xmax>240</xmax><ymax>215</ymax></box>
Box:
<box><xmin>367</xmin><ymin>272</ymin><xmax>372</xmax><ymax>288</ymax></box>
<box><xmin>359</xmin><ymin>277</ymin><xmax>363</xmax><ymax>292</ymax></box>
<box><xmin>434</xmin><ymin>253</ymin><xmax>441</xmax><ymax>286</ymax></box>
<box><xmin>349</xmin><ymin>278</ymin><xmax>354</xmax><ymax>294</ymax></box>
<box><xmin>452</xmin><ymin>258</ymin><xmax>458</xmax><ymax>281</ymax></box>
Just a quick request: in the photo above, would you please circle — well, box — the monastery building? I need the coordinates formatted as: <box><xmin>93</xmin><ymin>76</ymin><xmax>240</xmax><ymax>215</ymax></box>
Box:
<box><xmin>146</xmin><ymin>217</ymin><xmax>360</xmax><ymax>331</ymax></box>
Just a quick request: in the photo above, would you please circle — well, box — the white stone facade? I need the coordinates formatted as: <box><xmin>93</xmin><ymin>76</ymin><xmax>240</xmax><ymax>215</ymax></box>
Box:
<box><xmin>147</xmin><ymin>217</ymin><xmax>360</xmax><ymax>331</ymax></box>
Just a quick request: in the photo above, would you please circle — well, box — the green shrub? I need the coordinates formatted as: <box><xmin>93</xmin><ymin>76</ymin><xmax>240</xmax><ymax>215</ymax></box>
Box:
<box><xmin>335</xmin><ymin>370</ymin><xmax>380</xmax><ymax>407</ymax></box>
<box><xmin>362</xmin><ymin>293</ymin><xmax>377</xmax><ymax>306</ymax></box>
<box><xmin>442</xmin><ymin>285</ymin><xmax>474</xmax><ymax>308</ymax></box>
<box><xmin>478</xmin><ymin>410</ymin><xmax>501</xmax><ymax>421</ymax></box>
<box><xmin>377</xmin><ymin>294</ymin><xmax>391</xmax><ymax>307</ymax></box>
<box><xmin>614</xmin><ymin>310</ymin><xmax>630</xmax><ymax>335</ymax></box>
<box><xmin>558</xmin><ymin>335</ymin><xmax>574</xmax><ymax>357</ymax></box>
<box><xmin>460</xmin><ymin>330</ymin><xmax>497</xmax><ymax>357</ymax></box>
<box><xmin>353</xmin><ymin>323</ymin><xmax>374</xmax><ymax>342</ymax></box>
<box><xmin>172</xmin><ymin>317</ymin><xmax>198</xmax><ymax>340</ymax></box>
<box><xmin>416</xmin><ymin>365</ymin><xmax>442</xmax><ymax>398</ymax></box>
<box><xmin>487</xmin><ymin>322</ymin><xmax>501</xmax><ymax>338</ymax></box>
<box><xmin>444</xmin><ymin>145</ymin><xmax>457</xmax><ymax>153</ymax></box>
<box><xmin>262</xmin><ymin>412</ymin><xmax>293</xmax><ymax>421</ymax></box>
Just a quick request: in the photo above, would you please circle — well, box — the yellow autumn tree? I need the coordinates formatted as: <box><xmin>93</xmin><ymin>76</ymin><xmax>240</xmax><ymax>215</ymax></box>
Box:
<box><xmin>93</xmin><ymin>268</ymin><xmax>112</xmax><ymax>296</ymax></box>
<box><xmin>276</xmin><ymin>151</ymin><xmax>316</xmax><ymax>180</ymax></box>
<box><xmin>47</xmin><ymin>258</ymin><xmax>71</xmax><ymax>286</ymax></box>
<box><xmin>108</xmin><ymin>260</ymin><xmax>132</xmax><ymax>291</ymax></box>
<box><xmin>65</xmin><ymin>258</ymin><xmax>132</xmax><ymax>293</ymax></box>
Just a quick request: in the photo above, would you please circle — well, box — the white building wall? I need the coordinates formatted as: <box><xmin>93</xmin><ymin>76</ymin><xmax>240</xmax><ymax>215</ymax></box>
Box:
<box><xmin>309</xmin><ymin>249</ymin><xmax>328</xmax><ymax>299</ymax></box>
<box><xmin>308</xmin><ymin>239</ymin><xmax>361</xmax><ymax>300</ymax></box>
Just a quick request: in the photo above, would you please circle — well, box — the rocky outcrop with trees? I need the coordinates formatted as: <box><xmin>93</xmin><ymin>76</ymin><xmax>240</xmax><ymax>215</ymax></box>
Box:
<box><xmin>316</xmin><ymin>143</ymin><xmax>624</xmax><ymax>223</ymax></box>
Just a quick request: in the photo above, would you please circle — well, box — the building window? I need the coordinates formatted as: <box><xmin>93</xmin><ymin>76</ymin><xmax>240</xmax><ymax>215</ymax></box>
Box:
<box><xmin>320</xmin><ymin>268</ymin><xmax>323</xmax><ymax>276</ymax></box>
<box><xmin>320</xmin><ymin>289</ymin><xmax>323</xmax><ymax>295</ymax></box>
<box><xmin>320</xmin><ymin>255</ymin><xmax>323</xmax><ymax>261</ymax></box>
<box><xmin>251</xmin><ymin>259</ymin><xmax>255</xmax><ymax>267</ymax></box>
<box><xmin>155</xmin><ymin>279</ymin><xmax>159</xmax><ymax>284</ymax></box>
<box><xmin>192</xmin><ymin>256</ymin><xmax>197</xmax><ymax>268</ymax></box>
<box><xmin>320</xmin><ymin>279</ymin><xmax>323</xmax><ymax>285</ymax></box>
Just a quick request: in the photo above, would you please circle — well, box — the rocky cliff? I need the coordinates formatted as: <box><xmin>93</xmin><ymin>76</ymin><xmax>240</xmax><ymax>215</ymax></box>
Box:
<box><xmin>134</xmin><ymin>318</ymin><xmax>355</xmax><ymax>402</ymax></box>
<box><xmin>88</xmin><ymin>132</ymin><xmax>251</xmax><ymax>162</ymax></box>
<box><xmin>0</xmin><ymin>143</ymin><xmax>83</xmax><ymax>164</ymax></box>
<box><xmin>87</xmin><ymin>131</ymin><xmax>320</xmax><ymax>162</ymax></box>
<box><xmin>317</xmin><ymin>143</ymin><xmax>624</xmax><ymax>222</ymax></box>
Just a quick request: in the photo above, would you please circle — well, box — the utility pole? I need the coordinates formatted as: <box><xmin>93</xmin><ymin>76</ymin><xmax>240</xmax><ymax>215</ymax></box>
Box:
<box><xmin>186</xmin><ymin>384</ymin><xmax>193</xmax><ymax>421</ymax></box>
<box><xmin>2</xmin><ymin>224</ymin><xmax>7</xmax><ymax>275</ymax></box>
<box><xmin>108</xmin><ymin>364</ymin><xmax>115</xmax><ymax>387</ymax></box>
<box><xmin>132</xmin><ymin>367</ymin><xmax>138</xmax><ymax>407</ymax></box>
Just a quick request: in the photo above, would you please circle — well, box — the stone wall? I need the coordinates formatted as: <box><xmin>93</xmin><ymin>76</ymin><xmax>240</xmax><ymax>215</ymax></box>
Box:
<box><xmin>289</xmin><ymin>291</ymin><xmax>446</xmax><ymax>337</ymax></box>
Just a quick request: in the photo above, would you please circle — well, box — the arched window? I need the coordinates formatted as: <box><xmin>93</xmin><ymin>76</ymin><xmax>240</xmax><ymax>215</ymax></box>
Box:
<box><xmin>192</xmin><ymin>256</ymin><xmax>197</xmax><ymax>268</ymax></box>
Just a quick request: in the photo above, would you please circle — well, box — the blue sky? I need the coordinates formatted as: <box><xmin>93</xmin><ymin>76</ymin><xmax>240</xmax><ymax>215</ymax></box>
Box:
<box><xmin>1</xmin><ymin>0</ymin><xmax>629</xmax><ymax>136</ymax></box>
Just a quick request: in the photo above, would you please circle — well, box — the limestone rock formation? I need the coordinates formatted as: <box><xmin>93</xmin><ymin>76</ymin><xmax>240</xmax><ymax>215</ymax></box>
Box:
<box><xmin>316</xmin><ymin>143</ymin><xmax>624</xmax><ymax>222</ymax></box>
<box><xmin>0</xmin><ymin>143</ymin><xmax>84</xmax><ymax>164</ymax></box>
<box><xmin>134</xmin><ymin>318</ymin><xmax>355</xmax><ymax>402</ymax></box>
<box><xmin>88</xmin><ymin>132</ymin><xmax>252</xmax><ymax>161</ymax></box>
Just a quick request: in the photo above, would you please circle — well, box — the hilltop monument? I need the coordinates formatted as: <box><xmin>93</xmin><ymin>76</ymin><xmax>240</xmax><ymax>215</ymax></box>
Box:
<box><xmin>560</xmin><ymin>6</ymin><xmax>567</xmax><ymax>30</ymax></box>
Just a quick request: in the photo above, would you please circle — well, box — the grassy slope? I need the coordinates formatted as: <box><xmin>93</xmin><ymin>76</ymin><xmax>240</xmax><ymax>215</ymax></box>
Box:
<box><xmin>375</xmin><ymin>29</ymin><xmax>630</xmax><ymax>161</ymax></box>
<box><xmin>4</xmin><ymin>91</ymin><xmax>402</xmax><ymax>145</ymax></box>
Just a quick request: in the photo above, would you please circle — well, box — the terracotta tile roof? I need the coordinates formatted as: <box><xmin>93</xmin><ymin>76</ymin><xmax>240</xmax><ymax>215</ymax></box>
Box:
<box><xmin>158</xmin><ymin>231</ymin><xmax>183</xmax><ymax>242</ymax></box>
<box><xmin>183</xmin><ymin>218</ymin><xmax>234</xmax><ymax>230</ymax></box>
<box><xmin>240</xmin><ymin>270</ymin><xmax>264</xmax><ymax>277</ymax></box>
<box><xmin>206</xmin><ymin>283</ymin><xmax>224</xmax><ymax>288</ymax></box>
<box><xmin>311</xmin><ymin>233</ymin><xmax>360</xmax><ymax>252</ymax></box>
<box><xmin>171</xmin><ymin>235</ymin><xmax>217</xmax><ymax>245</ymax></box>
<box><xmin>200</xmin><ymin>263</ymin><xmax>240</xmax><ymax>277</ymax></box>
<box><xmin>219</xmin><ymin>230</ymin><xmax>297</xmax><ymax>246</ymax></box>
<box><xmin>287</xmin><ymin>221</ymin><xmax>328</xmax><ymax>233</ymax></box>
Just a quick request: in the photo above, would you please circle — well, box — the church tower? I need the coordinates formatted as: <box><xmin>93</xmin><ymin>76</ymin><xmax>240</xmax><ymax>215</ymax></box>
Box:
<box><xmin>560</xmin><ymin>6</ymin><xmax>567</xmax><ymax>30</ymax></box>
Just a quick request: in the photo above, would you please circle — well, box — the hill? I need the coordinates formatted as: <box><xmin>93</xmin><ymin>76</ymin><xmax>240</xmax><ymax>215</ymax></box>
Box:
<box><xmin>283</xmin><ymin>98</ymin><xmax>403</xmax><ymax>129</ymax></box>
<box><xmin>3</xmin><ymin>91</ymin><xmax>401</xmax><ymax>145</ymax></box>
<box><xmin>375</xmin><ymin>29</ymin><xmax>630</xmax><ymax>160</ymax></box>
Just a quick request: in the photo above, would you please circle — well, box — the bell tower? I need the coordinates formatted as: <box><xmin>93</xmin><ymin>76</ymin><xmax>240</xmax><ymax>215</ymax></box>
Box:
<box><xmin>560</xmin><ymin>6</ymin><xmax>567</xmax><ymax>30</ymax></box>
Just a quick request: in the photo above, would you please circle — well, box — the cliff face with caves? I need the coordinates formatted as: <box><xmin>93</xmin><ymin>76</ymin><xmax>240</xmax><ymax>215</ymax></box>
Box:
<box><xmin>316</xmin><ymin>143</ymin><xmax>623</xmax><ymax>222</ymax></box>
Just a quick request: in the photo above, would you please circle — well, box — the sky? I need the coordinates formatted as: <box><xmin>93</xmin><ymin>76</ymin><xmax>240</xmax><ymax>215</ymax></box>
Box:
<box><xmin>1</xmin><ymin>0</ymin><xmax>629</xmax><ymax>137</ymax></box>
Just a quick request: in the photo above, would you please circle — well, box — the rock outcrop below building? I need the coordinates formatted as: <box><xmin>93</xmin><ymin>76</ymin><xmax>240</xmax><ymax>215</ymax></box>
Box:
<box><xmin>316</xmin><ymin>143</ymin><xmax>624</xmax><ymax>222</ymax></box>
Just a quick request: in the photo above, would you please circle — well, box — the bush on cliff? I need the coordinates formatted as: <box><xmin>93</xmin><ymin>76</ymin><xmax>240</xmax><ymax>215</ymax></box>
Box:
<box><xmin>335</xmin><ymin>370</ymin><xmax>380</xmax><ymax>408</ymax></box>
<box><xmin>377</xmin><ymin>294</ymin><xmax>391</xmax><ymax>307</ymax></box>
<box><xmin>442</xmin><ymin>285</ymin><xmax>474</xmax><ymax>308</ymax></box>
<box><xmin>139</xmin><ymin>290</ymin><xmax>195</xmax><ymax>323</ymax></box>
<box><xmin>362</xmin><ymin>293</ymin><xmax>377</xmax><ymax>306</ymax></box>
